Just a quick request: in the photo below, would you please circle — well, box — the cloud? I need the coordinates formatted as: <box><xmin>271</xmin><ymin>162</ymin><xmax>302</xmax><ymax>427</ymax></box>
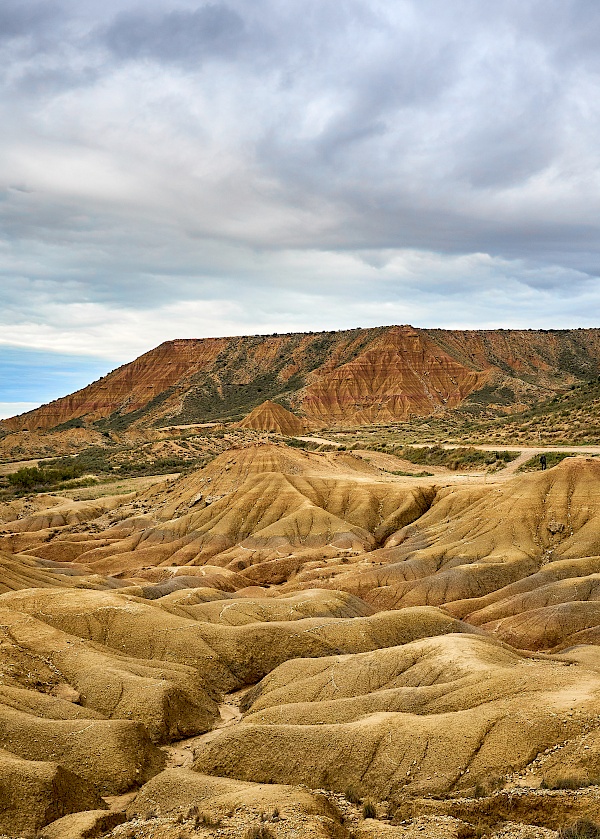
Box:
<box><xmin>104</xmin><ymin>4</ymin><xmax>246</xmax><ymax>66</ymax></box>
<box><xmin>0</xmin><ymin>247</ymin><xmax>597</xmax><ymax>368</ymax></box>
<box><xmin>0</xmin><ymin>1</ymin><xmax>63</xmax><ymax>42</ymax></box>
<box><xmin>0</xmin><ymin>402</ymin><xmax>42</xmax><ymax>419</ymax></box>
<box><xmin>1</xmin><ymin>0</ymin><xmax>600</xmax><ymax>375</ymax></box>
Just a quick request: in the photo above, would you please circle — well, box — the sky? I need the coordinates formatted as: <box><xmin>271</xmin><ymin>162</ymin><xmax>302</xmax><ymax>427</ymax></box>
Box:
<box><xmin>1</xmin><ymin>0</ymin><xmax>600</xmax><ymax>417</ymax></box>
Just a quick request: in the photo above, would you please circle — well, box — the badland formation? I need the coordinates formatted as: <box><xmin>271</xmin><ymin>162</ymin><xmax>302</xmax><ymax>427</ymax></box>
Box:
<box><xmin>1</xmin><ymin>325</ymin><xmax>600</xmax><ymax>838</ymax></box>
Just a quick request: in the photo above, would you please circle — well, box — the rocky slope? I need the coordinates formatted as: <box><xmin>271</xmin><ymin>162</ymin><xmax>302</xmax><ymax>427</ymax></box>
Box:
<box><xmin>3</xmin><ymin>326</ymin><xmax>600</xmax><ymax>433</ymax></box>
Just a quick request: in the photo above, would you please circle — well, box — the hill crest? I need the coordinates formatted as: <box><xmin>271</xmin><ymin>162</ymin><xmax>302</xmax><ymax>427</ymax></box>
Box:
<box><xmin>3</xmin><ymin>325</ymin><xmax>600</xmax><ymax>432</ymax></box>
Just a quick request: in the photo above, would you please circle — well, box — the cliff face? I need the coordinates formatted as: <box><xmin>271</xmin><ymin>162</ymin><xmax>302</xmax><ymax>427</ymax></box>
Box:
<box><xmin>300</xmin><ymin>327</ymin><xmax>489</xmax><ymax>425</ymax></box>
<box><xmin>3</xmin><ymin>326</ymin><xmax>600</xmax><ymax>432</ymax></box>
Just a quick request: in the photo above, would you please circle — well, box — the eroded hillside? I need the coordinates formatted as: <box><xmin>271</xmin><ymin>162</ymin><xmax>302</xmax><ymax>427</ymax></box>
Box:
<box><xmin>3</xmin><ymin>325</ymin><xmax>600</xmax><ymax>433</ymax></box>
<box><xmin>1</xmin><ymin>441</ymin><xmax>600</xmax><ymax>837</ymax></box>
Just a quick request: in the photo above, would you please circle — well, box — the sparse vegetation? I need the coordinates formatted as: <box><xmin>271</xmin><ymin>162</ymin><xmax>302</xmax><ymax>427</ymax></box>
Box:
<box><xmin>560</xmin><ymin>819</ymin><xmax>600</xmax><ymax>839</ymax></box>
<box><xmin>459</xmin><ymin>376</ymin><xmax>600</xmax><ymax>445</ymax></box>
<box><xmin>541</xmin><ymin>776</ymin><xmax>600</xmax><ymax>790</ymax></box>
<box><xmin>345</xmin><ymin>786</ymin><xmax>362</xmax><ymax>805</ymax></box>
<box><xmin>244</xmin><ymin>825</ymin><xmax>275</xmax><ymax>839</ymax></box>
<box><xmin>195</xmin><ymin>811</ymin><xmax>222</xmax><ymax>828</ymax></box>
<box><xmin>395</xmin><ymin>445</ymin><xmax>518</xmax><ymax>471</ymax></box>
<box><xmin>362</xmin><ymin>800</ymin><xmax>377</xmax><ymax>819</ymax></box>
<box><xmin>518</xmin><ymin>452</ymin><xmax>582</xmax><ymax>472</ymax></box>
<box><xmin>387</xmin><ymin>469</ymin><xmax>434</xmax><ymax>477</ymax></box>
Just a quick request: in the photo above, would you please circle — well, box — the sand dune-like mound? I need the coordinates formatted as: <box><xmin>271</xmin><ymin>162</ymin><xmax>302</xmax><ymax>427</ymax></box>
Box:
<box><xmin>130</xmin><ymin>768</ymin><xmax>341</xmax><ymax>822</ymax></box>
<box><xmin>238</xmin><ymin>400</ymin><xmax>308</xmax><ymax>435</ymax></box>
<box><xmin>92</xmin><ymin>443</ymin><xmax>385</xmax><ymax>526</ymax></box>
<box><xmin>3</xmin><ymin>451</ymin><xmax>600</xmax><ymax>654</ymax></box>
<box><xmin>0</xmin><ymin>492</ymin><xmax>130</xmax><ymax>534</ymax></box>
<box><xmin>193</xmin><ymin>631</ymin><xmax>600</xmax><ymax>800</ymax></box>
<box><xmin>158</xmin><ymin>588</ymin><xmax>375</xmax><ymax>624</ymax></box>
<box><xmin>5</xmin><ymin>451</ymin><xmax>600</xmax><ymax>652</ymax></box>
<box><xmin>3</xmin><ymin>451</ymin><xmax>600</xmax><ymax>836</ymax></box>
<box><xmin>0</xmin><ymin>588</ymin><xmax>472</xmax><ymax>691</ymax></box>
<box><xmin>41</xmin><ymin>810</ymin><xmax>126</xmax><ymax>839</ymax></box>
<box><xmin>0</xmin><ymin>602</ymin><xmax>218</xmax><ymax>742</ymax></box>
<box><xmin>0</xmin><ymin>704</ymin><xmax>161</xmax><ymax>793</ymax></box>
<box><xmin>327</xmin><ymin>459</ymin><xmax>600</xmax><ymax>619</ymax></box>
<box><xmin>0</xmin><ymin>748</ymin><xmax>105</xmax><ymax>838</ymax></box>
<box><xmin>27</xmin><ymin>448</ymin><xmax>432</xmax><ymax>579</ymax></box>
<box><xmin>0</xmin><ymin>550</ymin><xmax>121</xmax><ymax>593</ymax></box>
<box><xmin>129</xmin><ymin>769</ymin><xmax>350</xmax><ymax>838</ymax></box>
<box><xmin>400</xmin><ymin>789</ymin><xmax>600</xmax><ymax>834</ymax></box>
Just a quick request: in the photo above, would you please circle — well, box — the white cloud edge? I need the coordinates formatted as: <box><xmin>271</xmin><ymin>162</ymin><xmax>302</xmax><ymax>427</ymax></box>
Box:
<box><xmin>0</xmin><ymin>402</ymin><xmax>42</xmax><ymax>420</ymax></box>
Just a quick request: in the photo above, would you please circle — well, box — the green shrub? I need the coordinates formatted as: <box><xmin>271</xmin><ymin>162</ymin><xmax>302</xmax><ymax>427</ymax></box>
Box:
<box><xmin>396</xmin><ymin>445</ymin><xmax>518</xmax><ymax>471</ymax></box>
<box><xmin>7</xmin><ymin>462</ymin><xmax>86</xmax><ymax>490</ymax></box>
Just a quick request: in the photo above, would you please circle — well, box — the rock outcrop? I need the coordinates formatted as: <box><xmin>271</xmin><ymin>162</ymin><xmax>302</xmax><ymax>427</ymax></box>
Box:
<box><xmin>3</xmin><ymin>325</ymin><xmax>600</xmax><ymax>431</ymax></box>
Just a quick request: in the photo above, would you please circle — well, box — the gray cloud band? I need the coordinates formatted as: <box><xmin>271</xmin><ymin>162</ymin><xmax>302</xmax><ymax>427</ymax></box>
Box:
<box><xmin>0</xmin><ymin>0</ymin><xmax>599</xmax><ymax>353</ymax></box>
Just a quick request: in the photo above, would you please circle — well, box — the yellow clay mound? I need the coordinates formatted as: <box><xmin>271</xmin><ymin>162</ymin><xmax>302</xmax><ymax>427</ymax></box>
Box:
<box><xmin>330</xmin><ymin>459</ymin><xmax>600</xmax><ymax>625</ymax></box>
<box><xmin>157</xmin><ymin>588</ymin><xmax>375</xmax><ymax>624</ymax></box>
<box><xmin>194</xmin><ymin>631</ymin><xmax>600</xmax><ymax>800</ymax></box>
<box><xmin>0</xmin><ymin>492</ymin><xmax>130</xmax><ymax>534</ymax></box>
<box><xmin>399</xmin><ymin>790</ymin><xmax>600</xmax><ymax>834</ymax></box>
<box><xmin>40</xmin><ymin>810</ymin><xmax>126</xmax><ymax>839</ymax></box>
<box><xmin>0</xmin><ymin>604</ymin><xmax>218</xmax><ymax>743</ymax></box>
<box><xmin>129</xmin><ymin>768</ymin><xmax>341</xmax><ymax>826</ymax></box>
<box><xmin>44</xmin><ymin>456</ymin><xmax>433</xmax><ymax>579</ymax></box>
<box><xmin>238</xmin><ymin>400</ymin><xmax>308</xmax><ymax>435</ymax></box>
<box><xmin>0</xmin><ymin>704</ymin><xmax>161</xmax><ymax>794</ymax></box>
<box><xmin>0</xmin><ymin>550</ymin><xmax>118</xmax><ymax>593</ymax></box>
<box><xmin>0</xmin><ymin>588</ymin><xmax>472</xmax><ymax>690</ymax></box>
<box><xmin>4</xmin><ymin>452</ymin><xmax>600</xmax><ymax>652</ymax></box>
<box><xmin>482</xmin><ymin>601</ymin><xmax>600</xmax><ymax>650</ymax></box>
<box><xmin>0</xmin><ymin>748</ymin><xmax>105</xmax><ymax>838</ymax></box>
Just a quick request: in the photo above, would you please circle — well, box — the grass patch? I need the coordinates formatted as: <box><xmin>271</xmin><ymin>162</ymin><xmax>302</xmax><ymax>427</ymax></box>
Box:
<box><xmin>285</xmin><ymin>437</ymin><xmax>321</xmax><ymax>451</ymax></box>
<box><xmin>541</xmin><ymin>776</ymin><xmax>600</xmax><ymax>791</ymax></box>
<box><xmin>395</xmin><ymin>445</ymin><xmax>519</xmax><ymax>471</ymax></box>
<box><xmin>517</xmin><ymin>452</ymin><xmax>579</xmax><ymax>472</ymax></box>
<box><xmin>560</xmin><ymin>819</ymin><xmax>600</xmax><ymax>839</ymax></box>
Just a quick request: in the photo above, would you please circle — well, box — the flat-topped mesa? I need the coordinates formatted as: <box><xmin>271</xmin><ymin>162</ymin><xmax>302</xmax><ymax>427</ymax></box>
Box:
<box><xmin>237</xmin><ymin>401</ymin><xmax>307</xmax><ymax>435</ymax></box>
<box><xmin>3</xmin><ymin>325</ymin><xmax>600</xmax><ymax>432</ymax></box>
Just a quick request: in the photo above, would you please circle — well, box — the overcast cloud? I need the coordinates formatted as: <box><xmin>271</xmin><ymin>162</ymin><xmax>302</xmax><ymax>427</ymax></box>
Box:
<box><xmin>1</xmin><ymin>0</ymin><xmax>600</xmax><ymax>411</ymax></box>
